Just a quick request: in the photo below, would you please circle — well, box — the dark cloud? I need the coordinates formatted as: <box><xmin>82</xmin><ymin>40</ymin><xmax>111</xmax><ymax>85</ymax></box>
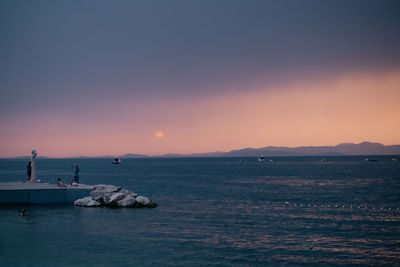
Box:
<box><xmin>1</xmin><ymin>0</ymin><xmax>399</xmax><ymax>116</ymax></box>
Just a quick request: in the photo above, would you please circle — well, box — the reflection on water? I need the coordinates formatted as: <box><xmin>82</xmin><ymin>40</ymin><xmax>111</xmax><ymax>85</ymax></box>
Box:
<box><xmin>0</xmin><ymin>156</ymin><xmax>400</xmax><ymax>265</ymax></box>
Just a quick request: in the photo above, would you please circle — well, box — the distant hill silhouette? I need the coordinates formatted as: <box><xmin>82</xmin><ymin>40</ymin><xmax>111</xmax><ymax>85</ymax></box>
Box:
<box><xmin>120</xmin><ymin>153</ymin><xmax>149</xmax><ymax>158</ymax></box>
<box><xmin>216</xmin><ymin>142</ymin><xmax>400</xmax><ymax>157</ymax></box>
<box><xmin>152</xmin><ymin>142</ymin><xmax>400</xmax><ymax>157</ymax></box>
<box><xmin>6</xmin><ymin>142</ymin><xmax>400</xmax><ymax>159</ymax></box>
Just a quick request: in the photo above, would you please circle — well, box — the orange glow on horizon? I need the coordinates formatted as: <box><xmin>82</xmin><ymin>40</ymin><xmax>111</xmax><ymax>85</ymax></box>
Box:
<box><xmin>1</xmin><ymin>70</ymin><xmax>400</xmax><ymax>157</ymax></box>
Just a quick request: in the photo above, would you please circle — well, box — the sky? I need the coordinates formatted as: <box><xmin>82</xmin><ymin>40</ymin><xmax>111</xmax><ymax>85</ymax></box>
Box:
<box><xmin>0</xmin><ymin>0</ymin><xmax>399</xmax><ymax>157</ymax></box>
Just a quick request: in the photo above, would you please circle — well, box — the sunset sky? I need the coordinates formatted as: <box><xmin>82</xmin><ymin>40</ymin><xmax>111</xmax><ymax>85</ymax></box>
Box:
<box><xmin>1</xmin><ymin>0</ymin><xmax>399</xmax><ymax>157</ymax></box>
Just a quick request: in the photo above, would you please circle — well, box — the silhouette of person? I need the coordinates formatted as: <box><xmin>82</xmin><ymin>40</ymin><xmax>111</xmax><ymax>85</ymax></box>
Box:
<box><xmin>73</xmin><ymin>164</ymin><xmax>80</xmax><ymax>183</ymax></box>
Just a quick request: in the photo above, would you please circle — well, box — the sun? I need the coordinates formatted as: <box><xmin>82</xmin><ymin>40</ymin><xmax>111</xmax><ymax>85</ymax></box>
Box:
<box><xmin>155</xmin><ymin>131</ymin><xmax>165</xmax><ymax>138</ymax></box>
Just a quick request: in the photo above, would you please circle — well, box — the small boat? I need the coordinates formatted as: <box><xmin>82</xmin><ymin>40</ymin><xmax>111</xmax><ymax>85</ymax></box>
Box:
<box><xmin>392</xmin><ymin>158</ymin><xmax>398</xmax><ymax>162</ymax></box>
<box><xmin>112</xmin><ymin>158</ymin><xmax>121</xmax><ymax>164</ymax></box>
<box><xmin>365</xmin><ymin>158</ymin><xmax>378</xmax><ymax>162</ymax></box>
<box><xmin>258</xmin><ymin>155</ymin><xmax>265</xmax><ymax>162</ymax></box>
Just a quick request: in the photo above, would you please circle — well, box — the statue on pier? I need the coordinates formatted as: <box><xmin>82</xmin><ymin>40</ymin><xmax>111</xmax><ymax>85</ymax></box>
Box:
<box><xmin>28</xmin><ymin>149</ymin><xmax>38</xmax><ymax>182</ymax></box>
<box><xmin>26</xmin><ymin>161</ymin><xmax>32</xmax><ymax>181</ymax></box>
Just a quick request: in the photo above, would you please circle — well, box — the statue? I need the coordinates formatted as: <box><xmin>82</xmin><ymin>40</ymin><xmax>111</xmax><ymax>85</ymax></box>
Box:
<box><xmin>29</xmin><ymin>149</ymin><xmax>38</xmax><ymax>182</ymax></box>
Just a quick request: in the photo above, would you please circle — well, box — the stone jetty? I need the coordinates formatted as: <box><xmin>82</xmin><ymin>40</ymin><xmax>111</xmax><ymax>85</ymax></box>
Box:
<box><xmin>74</xmin><ymin>184</ymin><xmax>157</xmax><ymax>208</ymax></box>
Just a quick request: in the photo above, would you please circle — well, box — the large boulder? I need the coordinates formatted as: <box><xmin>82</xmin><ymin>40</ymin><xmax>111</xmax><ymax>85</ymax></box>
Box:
<box><xmin>117</xmin><ymin>194</ymin><xmax>136</xmax><ymax>207</ymax></box>
<box><xmin>86</xmin><ymin>200</ymin><xmax>101</xmax><ymax>207</ymax></box>
<box><xmin>109</xmin><ymin>192</ymin><xmax>125</xmax><ymax>206</ymax></box>
<box><xmin>93</xmin><ymin>184</ymin><xmax>122</xmax><ymax>192</ymax></box>
<box><xmin>74</xmin><ymin>196</ymin><xmax>94</xmax><ymax>206</ymax></box>
<box><xmin>91</xmin><ymin>184</ymin><xmax>122</xmax><ymax>198</ymax></box>
<box><xmin>93</xmin><ymin>195</ymin><xmax>105</xmax><ymax>204</ymax></box>
<box><xmin>135</xmin><ymin>196</ymin><xmax>151</xmax><ymax>207</ymax></box>
<box><xmin>103</xmin><ymin>194</ymin><xmax>112</xmax><ymax>205</ymax></box>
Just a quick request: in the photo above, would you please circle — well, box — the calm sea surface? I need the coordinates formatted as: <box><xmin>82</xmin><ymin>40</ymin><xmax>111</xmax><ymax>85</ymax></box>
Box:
<box><xmin>1</xmin><ymin>156</ymin><xmax>400</xmax><ymax>266</ymax></box>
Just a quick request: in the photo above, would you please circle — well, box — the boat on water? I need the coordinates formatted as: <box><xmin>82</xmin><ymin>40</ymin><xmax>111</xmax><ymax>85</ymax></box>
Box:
<box><xmin>112</xmin><ymin>157</ymin><xmax>121</xmax><ymax>164</ymax></box>
<box><xmin>258</xmin><ymin>155</ymin><xmax>265</xmax><ymax>162</ymax></box>
<box><xmin>365</xmin><ymin>158</ymin><xmax>378</xmax><ymax>162</ymax></box>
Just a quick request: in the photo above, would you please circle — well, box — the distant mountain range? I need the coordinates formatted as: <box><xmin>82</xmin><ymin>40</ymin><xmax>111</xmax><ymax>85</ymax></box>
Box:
<box><xmin>6</xmin><ymin>142</ymin><xmax>400</xmax><ymax>159</ymax></box>
<box><xmin>119</xmin><ymin>153</ymin><xmax>149</xmax><ymax>158</ymax></box>
<box><xmin>119</xmin><ymin>142</ymin><xmax>399</xmax><ymax>158</ymax></box>
<box><xmin>202</xmin><ymin>142</ymin><xmax>400</xmax><ymax>157</ymax></box>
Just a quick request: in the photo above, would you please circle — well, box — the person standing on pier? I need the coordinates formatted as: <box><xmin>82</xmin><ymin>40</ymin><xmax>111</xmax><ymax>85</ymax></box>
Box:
<box><xmin>72</xmin><ymin>164</ymin><xmax>80</xmax><ymax>183</ymax></box>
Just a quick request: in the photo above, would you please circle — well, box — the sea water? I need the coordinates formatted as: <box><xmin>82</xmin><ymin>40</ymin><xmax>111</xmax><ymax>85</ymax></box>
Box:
<box><xmin>0</xmin><ymin>156</ymin><xmax>399</xmax><ymax>266</ymax></box>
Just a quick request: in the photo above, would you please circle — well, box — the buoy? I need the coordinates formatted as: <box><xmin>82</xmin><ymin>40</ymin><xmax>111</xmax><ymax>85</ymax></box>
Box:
<box><xmin>279</xmin><ymin>201</ymin><xmax>400</xmax><ymax>212</ymax></box>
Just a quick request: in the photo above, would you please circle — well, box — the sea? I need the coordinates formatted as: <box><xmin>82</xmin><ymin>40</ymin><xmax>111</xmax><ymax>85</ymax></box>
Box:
<box><xmin>0</xmin><ymin>156</ymin><xmax>400</xmax><ymax>266</ymax></box>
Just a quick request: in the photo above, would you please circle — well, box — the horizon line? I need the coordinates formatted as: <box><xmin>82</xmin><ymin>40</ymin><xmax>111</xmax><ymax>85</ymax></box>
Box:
<box><xmin>2</xmin><ymin>141</ymin><xmax>399</xmax><ymax>159</ymax></box>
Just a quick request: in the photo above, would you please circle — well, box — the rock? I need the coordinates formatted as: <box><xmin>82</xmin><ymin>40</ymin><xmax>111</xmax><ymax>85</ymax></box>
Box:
<box><xmin>122</xmin><ymin>190</ymin><xmax>138</xmax><ymax>198</ymax></box>
<box><xmin>75</xmin><ymin>184</ymin><xmax>156</xmax><ymax>208</ymax></box>
<box><xmin>122</xmin><ymin>190</ymin><xmax>131</xmax><ymax>197</ymax></box>
<box><xmin>135</xmin><ymin>196</ymin><xmax>151</xmax><ymax>207</ymax></box>
<box><xmin>90</xmin><ymin>190</ymin><xmax>104</xmax><ymax>199</ymax></box>
<box><xmin>91</xmin><ymin>184</ymin><xmax>122</xmax><ymax>198</ymax></box>
<box><xmin>74</xmin><ymin>196</ymin><xmax>94</xmax><ymax>206</ymax></box>
<box><xmin>93</xmin><ymin>184</ymin><xmax>122</xmax><ymax>192</ymax></box>
<box><xmin>103</xmin><ymin>194</ymin><xmax>111</xmax><ymax>205</ymax></box>
<box><xmin>117</xmin><ymin>194</ymin><xmax>136</xmax><ymax>207</ymax></box>
<box><xmin>109</xmin><ymin>192</ymin><xmax>125</xmax><ymax>206</ymax></box>
<box><xmin>87</xmin><ymin>200</ymin><xmax>101</xmax><ymax>207</ymax></box>
<box><xmin>93</xmin><ymin>195</ymin><xmax>104</xmax><ymax>203</ymax></box>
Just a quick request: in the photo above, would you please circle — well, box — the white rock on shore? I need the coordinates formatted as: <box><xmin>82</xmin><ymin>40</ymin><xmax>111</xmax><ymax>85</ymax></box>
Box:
<box><xmin>136</xmin><ymin>196</ymin><xmax>151</xmax><ymax>206</ymax></box>
<box><xmin>87</xmin><ymin>200</ymin><xmax>101</xmax><ymax>207</ymax></box>
<box><xmin>117</xmin><ymin>194</ymin><xmax>136</xmax><ymax>207</ymax></box>
<box><xmin>109</xmin><ymin>192</ymin><xmax>125</xmax><ymax>205</ymax></box>
<box><xmin>74</xmin><ymin>197</ymin><xmax>93</xmax><ymax>207</ymax></box>
<box><xmin>74</xmin><ymin>184</ymin><xmax>157</xmax><ymax>208</ymax></box>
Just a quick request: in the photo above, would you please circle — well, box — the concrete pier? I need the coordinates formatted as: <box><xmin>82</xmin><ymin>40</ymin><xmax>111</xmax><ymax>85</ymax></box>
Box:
<box><xmin>0</xmin><ymin>182</ymin><xmax>94</xmax><ymax>205</ymax></box>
